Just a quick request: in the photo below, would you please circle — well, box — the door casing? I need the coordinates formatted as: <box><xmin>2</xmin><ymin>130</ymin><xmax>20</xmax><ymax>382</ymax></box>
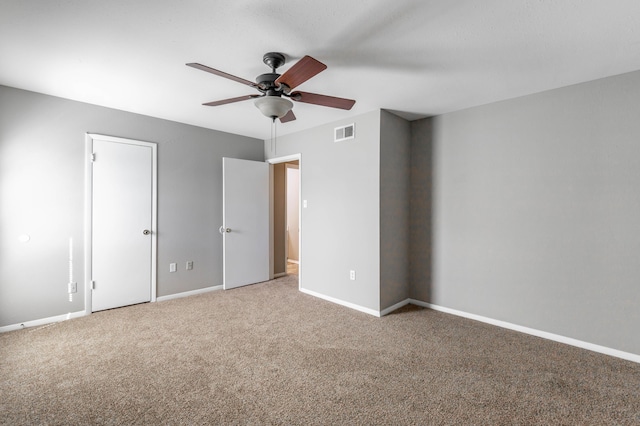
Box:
<box><xmin>285</xmin><ymin>163</ymin><xmax>300</xmax><ymax>263</ymax></box>
<box><xmin>267</xmin><ymin>154</ymin><xmax>302</xmax><ymax>289</ymax></box>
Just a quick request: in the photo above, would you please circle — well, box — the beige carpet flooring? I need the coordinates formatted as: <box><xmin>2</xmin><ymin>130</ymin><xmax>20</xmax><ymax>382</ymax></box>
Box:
<box><xmin>1</xmin><ymin>275</ymin><xmax>639</xmax><ymax>425</ymax></box>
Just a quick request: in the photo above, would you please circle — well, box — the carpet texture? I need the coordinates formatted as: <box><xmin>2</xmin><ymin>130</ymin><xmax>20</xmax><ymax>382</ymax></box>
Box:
<box><xmin>1</xmin><ymin>275</ymin><xmax>639</xmax><ymax>425</ymax></box>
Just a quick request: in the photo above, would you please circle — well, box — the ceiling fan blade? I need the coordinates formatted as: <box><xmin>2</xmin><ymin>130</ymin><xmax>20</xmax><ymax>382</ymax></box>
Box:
<box><xmin>187</xmin><ymin>63</ymin><xmax>257</xmax><ymax>87</ymax></box>
<box><xmin>291</xmin><ymin>91</ymin><xmax>356</xmax><ymax>110</ymax></box>
<box><xmin>275</xmin><ymin>56</ymin><xmax>327</xmax><ymax>90</ymax></box>
<box><xmin>203</xmin><ymin>94</ymin><xmax>261</xmax><ymax>107</ymax></box>
<box><xmin>279</xmin><ymin>109</ymin><xmax>296</xmax><ymax>123</ymax></box>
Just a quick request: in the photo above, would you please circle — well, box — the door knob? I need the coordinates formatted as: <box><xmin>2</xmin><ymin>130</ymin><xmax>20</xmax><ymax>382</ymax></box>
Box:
<box><xmin>219</xmin><ymin>226</ymin><xmax>231</xmax><ymax>235</ymax></box>
<box><xmin>143</xmin><ymin>229</ymin><xmax>151</xmax><ymax>235</ymax></box>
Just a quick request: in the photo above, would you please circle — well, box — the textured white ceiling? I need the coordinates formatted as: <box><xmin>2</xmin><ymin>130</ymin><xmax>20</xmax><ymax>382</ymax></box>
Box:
<box><xmin>2</xmin><ymin>0</ymin><xmax>640</xmax><ymax>139</ymax></box>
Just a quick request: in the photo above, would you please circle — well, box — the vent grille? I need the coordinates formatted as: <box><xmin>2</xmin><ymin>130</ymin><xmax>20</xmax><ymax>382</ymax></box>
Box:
<box><xmin>334</xmin><ymin>123</ymin><xmax>355</xmax><ymax>142</ymax></box>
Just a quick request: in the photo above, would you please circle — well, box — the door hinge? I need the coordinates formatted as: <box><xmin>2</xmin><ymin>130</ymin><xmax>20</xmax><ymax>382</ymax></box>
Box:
<box><xmin>91</xmin><ymin>153</ymin><xmax>96</xmax><ymax>162</ymax></box>
<box><xmin>91</xmin><ymin>281</ymin><xmax>96</xmax><ymax>290</ymax></box>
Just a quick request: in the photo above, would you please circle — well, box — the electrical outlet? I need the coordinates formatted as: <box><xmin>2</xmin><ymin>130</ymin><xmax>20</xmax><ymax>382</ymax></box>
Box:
<box><xmin>186</xmin><ymin>261</ymin><xmax>193</xmax><ymax>270</ymax></box>
<box><xmin>349</xmin><ymin>270</ymin><xmax>356</xmax><ymax>280</ymax></box>
<box><xmin>68</xmin><ymin>282</ymin><xmax>77</xmax><ymax>293</ymax></box>
<box><xmin>170</xmin><ymin>263</ymin><xmax>177</xmax><ymax>273</ymax></box>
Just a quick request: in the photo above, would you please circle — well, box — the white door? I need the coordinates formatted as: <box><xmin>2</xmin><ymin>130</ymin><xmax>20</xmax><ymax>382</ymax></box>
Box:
<box><xmin>222</xmin><ymin>157</ymin><xmax>269</xmax><ymax>290</ymax></box>
<box><xmin>91</xmin><ymin>136</ymin><xmax>155</xmax><ymax>311</ymax></box>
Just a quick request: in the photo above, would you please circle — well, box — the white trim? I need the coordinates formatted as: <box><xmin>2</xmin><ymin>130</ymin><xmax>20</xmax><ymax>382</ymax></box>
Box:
<box><xmin>380</xmin><ymin>299</ymin><xmax>411</xmax><ymax>317</ymax></box>
<box><xmin>267</xmin><ymin>154</ymin><xmax>302</xmax><ymax>292</ymax></box>
<box><xmin>407</xmin><ymin>299</ymin><xmax>640</xmax><ymax>364</ymax></box>
<box><xmin>85</xmin><ymin>133</ymin><xmax>158</xmax><ymax>313</ymax></box>
<box><xmin>283</xmin><ymin>165</ymin><xmax>288</xmax><ymax>269</ymax></box>
<box><xmin>84</xmin><ymin>136</ymin><xmax>93</xmax><ymax>313</ymax></box>
<box><xmin>284</xmin><ymin>163</ymin><xmax>300</xmax><ymax>265</ymax></box>
<box><xmin>268</xmin><ymin>164</ymin><xmax>274</xmax><ymax>279</ymax></box>
<box><xmin>266</xmin><ymin>154</ymin><xmax>301</xmax><ymax>164</ymax></box>
<box><xmin>0</xmin><ymin>311</ymin><xmax>87</xmax><ymax>333</ymax></box>
<box><xmin>156</xmin><ymin>285</ymin><xmax>223</xmax><ymax>302</ymax></box>
<box><xmin>300</xmin><ymin>287</ymin><xmax>381</xmax><ymax>317</ymax></box>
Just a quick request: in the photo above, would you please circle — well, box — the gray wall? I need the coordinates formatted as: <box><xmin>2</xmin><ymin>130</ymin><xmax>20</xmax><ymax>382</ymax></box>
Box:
<box><xmin>265</xmin><ymin>111</ymin><xmax>381</xmax><ymax>311</ymax></box>
<box><xmin>409</xmin><ymin>118</ymin><xmax>433</xmax><ymax>302</ymax></box>
<box><xmin>411</xmin><ymin>70</ymin><xmax>640</xmax><ymax>355</ymax></box>
<box><xmin>0</xmin><ymin>85</ymin><xmax>263</xmax><ymax>327</ymax></box>
<box><xmin>379</xmin><ymin>110</ymin><xmax>411</xmax><ymax>310</ymax></box>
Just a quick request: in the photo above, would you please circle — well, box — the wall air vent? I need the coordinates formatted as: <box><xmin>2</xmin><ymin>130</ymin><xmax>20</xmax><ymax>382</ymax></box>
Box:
<box><xmin>334</xmin><ymin>123</ymin><xmax>355</xmax><ymax>142</ymax></box>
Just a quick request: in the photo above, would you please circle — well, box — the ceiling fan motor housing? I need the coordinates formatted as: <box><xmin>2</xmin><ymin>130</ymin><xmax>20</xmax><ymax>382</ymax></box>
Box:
<box><xmin>256</xmin><ymin>73</ymin><xmax>286</xmax><ymax>96</ymax></box>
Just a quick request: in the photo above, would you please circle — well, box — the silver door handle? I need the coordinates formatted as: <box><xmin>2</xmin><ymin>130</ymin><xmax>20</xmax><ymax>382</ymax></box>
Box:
<box><xmin>143</xmin><ymin>229</ymin><xmax>151</xmax><ymax>235</ymax></box>
<box><xmin>219</xmin><ymin>226</ymin><xmax>231</xmax><ymax>235</ymax></box>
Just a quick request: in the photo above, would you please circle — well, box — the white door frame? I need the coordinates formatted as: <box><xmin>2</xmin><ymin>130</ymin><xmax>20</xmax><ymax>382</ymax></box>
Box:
<box><xmin>84</xmin><ymin>133</ymin><xmax>158</xmax><ymax>313</ymax></box>
<box><xmin>285</xmin><ymin>163</ymin><xmax>300</xmax><ymax>264</ymax></box>
<box><xmin>267</xmin><ymin>154</ymin><xmax>302</xmax><ymax>290</ymax></box>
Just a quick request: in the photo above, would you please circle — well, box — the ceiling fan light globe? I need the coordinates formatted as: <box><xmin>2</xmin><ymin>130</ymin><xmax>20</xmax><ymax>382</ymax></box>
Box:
<box><xmin>254</xmin><ymin>96</ymin><xmax>293</xmax><ymax>119</ymax></box>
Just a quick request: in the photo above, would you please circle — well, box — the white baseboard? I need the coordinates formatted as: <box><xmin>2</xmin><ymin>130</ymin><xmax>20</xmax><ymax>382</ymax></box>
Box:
<box><xmin>380</xmin><ymin>299</ymin><xmax>412</xmax><ymax>316</ymax></box>
<box><xmin>156</xmin><ymin>285</ymin><xmax>223</xmax><ymax>302</ymax></box>
<box><xmin>297</xmin><ymin>291</ymin><xmax>412</xmax><ymax>318</ymax></box>
<box><xmin>1</xmin><ymin>286</ymin><xmax>223</xmax><ymax>332</ymax></box>
<box><xmin>0</xmin><ymin>310</ymin><xmax>87</xmax><ymax>333</ymax></box>
<box><xmin>287</xmin><ymin>259</ymin><xmax>299</xmax><ymax>264</ymax></box>
<box><xmin>407</xmin><ymin>299</ymin><xmax>640</xmax><ymax>364</ymax></box>
<box><xmin>299</xmin><ymin>287</ymin><xmax>381</xmax><ymax>317</ymax></box>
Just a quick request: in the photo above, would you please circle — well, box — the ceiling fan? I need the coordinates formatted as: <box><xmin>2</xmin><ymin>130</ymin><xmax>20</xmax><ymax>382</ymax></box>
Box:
<box><xmin>187</xmin><ymin>52</ymin><xmax>355</xmax><ymax>123</ymax></box>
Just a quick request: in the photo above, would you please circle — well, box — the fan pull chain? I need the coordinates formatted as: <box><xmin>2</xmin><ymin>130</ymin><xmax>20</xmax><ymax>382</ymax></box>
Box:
<box><xmin>270</xmin><ymin>118</ymin><xmax>278</xmax><ymax>155</ymax></box>
<box><xmin>270</xmin><ymin>119</ymin><xmax>275</xmax><ymax>154</ymax></box>
<box><xmin>274</xmin><ymin>118</ymin><xmax>278</xmax><ymax>155</ymax></box>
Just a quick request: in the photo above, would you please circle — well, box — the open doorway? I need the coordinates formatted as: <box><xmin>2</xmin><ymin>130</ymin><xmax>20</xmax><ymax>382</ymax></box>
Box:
<box><xmin>271</xmin><ymin>157</ymin><xmax>301</xmax><ymax>280</ymax></box>
<box><xmin>285</xmin><ymin>163</ymin><xmax>299</xmax><ymax>275</ymax></box>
